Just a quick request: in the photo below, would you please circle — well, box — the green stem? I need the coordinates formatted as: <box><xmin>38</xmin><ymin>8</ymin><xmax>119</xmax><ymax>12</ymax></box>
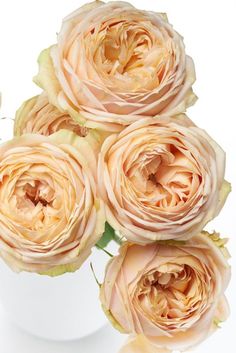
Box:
<box><xmin>96</xmin><ymin>244</ymin><xmax>114</xmax><ymax>257</ymax></box>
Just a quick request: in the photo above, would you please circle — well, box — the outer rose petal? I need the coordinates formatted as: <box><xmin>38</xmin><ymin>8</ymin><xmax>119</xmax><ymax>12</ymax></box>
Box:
<box><xmin>100</xmin><ymin>231</ymin><xmax>231</xmax><ymax>352</ymax></box>
<box><xmin>34</xmin><ymin>1</ymin><xmax>197</xmax><ymax>132</ymax></box>
<box><xmin>0</xmin><ymin>130</ymin><xmax>105</xmax><ymax>275</ymax></box>
<box><xmin>214</xmin><ymin>296</ymin><xmax>230</xmax><ymax>325</ymax></box>
<box><xmin>119</xmin><ymin>336</ymin><xmax>171</xmax><ymax>353</ymax></box>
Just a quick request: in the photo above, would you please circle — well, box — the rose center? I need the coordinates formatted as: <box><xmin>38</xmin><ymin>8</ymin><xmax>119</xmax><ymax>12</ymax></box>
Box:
<box><xmin>24</xmin><ymin>181</ymin><xmax>51</xmax><ymax>207</ymax></box>
<box><xmin>136</xmin><ymin>264</ymin><xmax>205</xmax><ymax>326</ymax></box>
<box><xmin>128</xmin><ymin>148</ymin><xmax>201</xmax><ymax>208</ymax></box>
<box><xmin>143</xmin><ymin>266</ymin><xmax>191</xmax><ymax>293</ymax></box>
<box><xmin>92</xmin><ymin>20</ymin><xmax>173</xmax><ymax>90</ymax></box>
<box><xmin>13</xmin><ymin>178</ymin><xmax>55</xmax><ymax>211</ymax></box>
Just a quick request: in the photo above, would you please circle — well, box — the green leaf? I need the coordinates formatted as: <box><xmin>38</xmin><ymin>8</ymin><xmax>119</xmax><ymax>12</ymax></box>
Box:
<box><xmin>96</xmin><ymin>222</ymin><xmax>116</xmax><ymax>248</ymax></box>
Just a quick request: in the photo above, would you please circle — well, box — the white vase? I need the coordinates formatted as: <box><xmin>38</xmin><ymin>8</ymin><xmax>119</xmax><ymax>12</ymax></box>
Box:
<box><xmin>0</xmin><ymin>247</ymin><xmax>109</xmax><ymax>341</ymax></box>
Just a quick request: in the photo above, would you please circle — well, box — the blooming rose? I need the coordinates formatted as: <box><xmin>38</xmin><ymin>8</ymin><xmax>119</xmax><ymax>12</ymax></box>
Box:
<box><xmin>98</xmin><ymin>117</ymin><xmax>230</xmax><ymax>243</ymax></box>
<box><xmin>14</xmin><ymin>93</ymin><xmax>88</xmax><ymax>137</ymax></box>
<box><xmin>0</xmin><ymin>130</ymin><xmax>105</xmax><ymax>275</ymax></box>
<box><xmin>100</xmin><ymin>232</ymin><xmax>231</xmax><ymax>352</ymax></box>
<box><xmin>34</xmin><ymin>1</ymin><xmax>196</xmax><ymax>132</ymax></box>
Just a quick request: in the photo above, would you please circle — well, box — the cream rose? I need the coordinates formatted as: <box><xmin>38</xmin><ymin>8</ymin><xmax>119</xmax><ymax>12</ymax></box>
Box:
<box><xmin>14</xmin><ymin>93</ymin><xmax>88</xmax><ymax>137</ymax></box>
<box><xmin>0</xmin><ymin>130</ymin><xmax>105</xmax><ymax>275</ymax></box>
<box><xmin>34</xmin><ymin>1</ymin><xmax>196</xmax><ymax>132</ymax></box>
<box><xmin>98</xmin><ymin>117</ymin><xmax>230</xmax><ymax>243</ymax></box>
<box><xmin>100</xmin><ymin>232</ymin><xmax>231</xmax><ymax>352</ymax></box>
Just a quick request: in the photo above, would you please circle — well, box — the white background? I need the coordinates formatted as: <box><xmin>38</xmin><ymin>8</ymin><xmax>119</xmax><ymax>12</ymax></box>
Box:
<box><xmin>0</xmin><ymin>0</ymin><xmax>235</xmax><ymax>352</ymax></box>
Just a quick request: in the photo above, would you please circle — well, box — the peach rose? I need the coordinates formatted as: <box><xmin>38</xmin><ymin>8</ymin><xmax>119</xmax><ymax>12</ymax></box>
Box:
<box><xmin>0</xmin><ymin>130</ymin><xmax>105</xmax><ymax>275</ymax></box>
<box><xmin>14</xmin><ymin>93</ymin><xmax>88</xmax><ymax>137</ymax></box>
<box><xmin>98</xmin><ymin>117</ymin><xmax>230</xmax><ymax>243</ymax></box>
<box><xmin>34</xmin><ymin>1</ymin><xmax>196</xmax><ymax>132</ymax></box>
<box><xmin>100</xmin><ymin>232</ymin><xmax>231</xmax><ymax>352</ymax></box>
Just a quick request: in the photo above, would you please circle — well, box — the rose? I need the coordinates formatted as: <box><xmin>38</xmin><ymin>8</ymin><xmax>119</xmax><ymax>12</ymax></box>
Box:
<box><xmin>98</xmin><ymin>117</ymin><xmax>230</xmax><ymax>243</ymax></box>
<box><xmin>0</xmin><ymin>130</ymin><xmax>105</xmax><ymax>275</ymax></box>
<box><xmin>14</xmin><ymin>93</ymin><xmax>88</xmax><ymax>137</ymax></box>
<box><xmin>100</xmin><ymin>232</ymin><xmax>231</xmax><ymax>352</ymax></box>
<box><xmin>34</xmin><ymin>1</ymin><xmax>196</xmax><ymax>132</ymax></box>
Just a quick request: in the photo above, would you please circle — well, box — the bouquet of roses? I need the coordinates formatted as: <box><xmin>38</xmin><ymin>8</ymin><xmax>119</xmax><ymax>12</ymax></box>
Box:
<box><xmin>0</xmin><ymin>1</ymin><xmax>231</xmax><ymax>352</ymax></box>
